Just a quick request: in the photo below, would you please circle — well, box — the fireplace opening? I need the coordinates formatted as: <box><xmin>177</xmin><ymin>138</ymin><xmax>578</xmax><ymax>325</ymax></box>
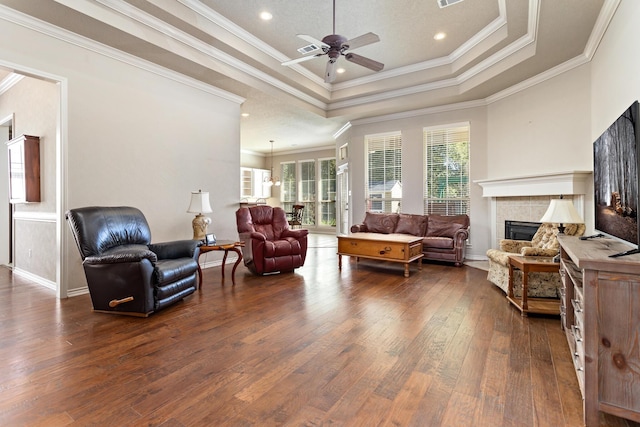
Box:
<box><xmin>505</xmin><ymin>220</ymin><xmax>541</xmax><ymax>241</ymax></box>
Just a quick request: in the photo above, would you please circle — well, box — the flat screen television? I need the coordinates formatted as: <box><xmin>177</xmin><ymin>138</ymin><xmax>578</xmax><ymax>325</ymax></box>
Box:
<box><xmin>593</xmin><ymin>100</ymin><xmax>640</xmax><ymax>257</ymax></box>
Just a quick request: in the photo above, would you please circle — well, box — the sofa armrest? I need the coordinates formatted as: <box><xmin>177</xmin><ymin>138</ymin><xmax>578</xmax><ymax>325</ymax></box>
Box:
<box><xmin>350</xmin><ymin>224</ymin><xmax>368</xmax><ymax>233</ymax></box>
<box><xmin>453</xmin><ymin>227</ymin><xmax>469</xmax><ymax>246</ymax></box>
<box><xmin>521</xmin><ymin>247</ymin><xmax>558</xmax><ymax>257</ymax></box>
<box><xmin>84</xmin><ymin>246</ymin><xmax>157</xmax><ymax>265</ymax></box>
<box><xmin>499</xmin><ymin>239</ymin><xmax>532</xmax><ymax>253</ymax></box>
<box><xmin>149</xmin><ymin>239</ymin><xmax>201</xmax><ymax>260</ymax></box>
<box><xmin>281</xmin><ymin>229</ymin><xmax>309</xmax><ymax>239</ymax></box>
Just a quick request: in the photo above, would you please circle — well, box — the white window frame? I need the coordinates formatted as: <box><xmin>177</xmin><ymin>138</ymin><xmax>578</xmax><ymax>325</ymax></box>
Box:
<box><xmin>423</xmin><ymin>122</ymin><xmax>470</xmax><ymax>216</ymax></box>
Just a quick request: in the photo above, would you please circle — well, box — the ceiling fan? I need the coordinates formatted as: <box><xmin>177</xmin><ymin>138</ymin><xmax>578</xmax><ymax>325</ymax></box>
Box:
<box><xmin>281</xmin><ymin>0</ymin><xmax>384</xmax><ymax>83</ymax></box>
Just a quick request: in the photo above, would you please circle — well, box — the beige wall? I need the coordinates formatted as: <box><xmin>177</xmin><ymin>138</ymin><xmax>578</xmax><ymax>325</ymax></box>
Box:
<box><xmin>0</xmin><ymin>16</ymin><xmax>243</xmax><ymax>296</ymax></box>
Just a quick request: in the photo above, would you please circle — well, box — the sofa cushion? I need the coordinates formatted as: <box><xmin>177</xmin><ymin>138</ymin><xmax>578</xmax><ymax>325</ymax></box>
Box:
<box><xmin>363</xmin><ymin>212</ymin><xmax>399</xmax><ymax>234</ymax></box>
<box><xmin>426</xmin><ymin>214</ymin><xmax>469</xmax><ymax>238</ymax></box>
<box><xmin>395</xmin><ymin>213</ymin><xmax>427</xmax><ymax>236</ymax></box>
<box><xmin>423</xmin><ymin>236</ymin><xmax>454</xmax><ymax>250</ymax></box>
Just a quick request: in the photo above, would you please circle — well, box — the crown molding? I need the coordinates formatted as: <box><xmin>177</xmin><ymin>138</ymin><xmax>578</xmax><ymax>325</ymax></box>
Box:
<box><xmin>94</xmin><ymin>0</ymin><xmax>326</xmax><ymax>109</ymax></box>
<box><xmin>0</xmin><ymin>4</ymin><xmax>245</xmax><ymax>104</ymax></box>
<box><xmin>583</xmin><ymin>0</ymin><xmax>621</xmax><ymax>60</ymax></box>
<box><xmin>351</xmin><ymin>99</ymin><xmax>487</xmax><ymax>126</ymax></box>
<box><xmin>332</xmin><ymin>0</ymin><xmax>508</xmax><ymax>91</ymax></box>
<box><xmin>333</xmin><ymin>122</ymin><xmax>352</xmax><ymax>139</ymax></box>
<box><xmin>177</xmin><ymin>0</ymin><xmax>329</xmax><ymax>89</ymax></box>
<box><xmin>0</xmin><ymin>72</ymin><xmax>24</xmax><ymax>96</ymax></box>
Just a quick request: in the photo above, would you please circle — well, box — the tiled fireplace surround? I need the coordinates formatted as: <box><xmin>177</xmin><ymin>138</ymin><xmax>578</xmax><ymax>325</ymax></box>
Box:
<box><xmin>476</xmin><ymin>171</ymin><xmax>592</xmax><ymax>248</ymax></box>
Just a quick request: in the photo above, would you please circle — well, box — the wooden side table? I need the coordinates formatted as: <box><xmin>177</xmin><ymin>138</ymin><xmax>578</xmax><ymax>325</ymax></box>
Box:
<box><xmin>507</xmin><ymin>255</ymin><xmax>560</xmax><ymax>316</ymax></box>
<box><xmin>197</xmin><ymin>240</ymin><xmax>244</xmax><ymax>286</ymax></box>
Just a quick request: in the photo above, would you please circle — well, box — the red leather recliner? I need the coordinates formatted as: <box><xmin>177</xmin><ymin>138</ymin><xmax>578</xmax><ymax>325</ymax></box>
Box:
<box><xmin>236</xmin><ymin>205</ymin><xmax>308</xmax><ymax>275</ymax></box>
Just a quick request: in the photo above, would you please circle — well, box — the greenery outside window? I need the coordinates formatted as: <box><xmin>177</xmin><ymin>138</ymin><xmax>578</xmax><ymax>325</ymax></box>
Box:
<box><xmin>423</xmin><ymin>123</ymin><xmax>470</xmax><ymax>215</ymax></box>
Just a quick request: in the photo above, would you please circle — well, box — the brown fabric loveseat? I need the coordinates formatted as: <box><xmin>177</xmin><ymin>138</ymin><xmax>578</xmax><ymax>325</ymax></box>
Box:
<box><xmin>350</xmin><ymin>212</ymin><xmax>470</xmax><ymax>266</ymax></box>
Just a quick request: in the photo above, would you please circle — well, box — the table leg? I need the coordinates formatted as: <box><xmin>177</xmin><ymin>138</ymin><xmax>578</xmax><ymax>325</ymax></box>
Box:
<box><xmin>230</xmin><ymin>247</ymin><xmax>242</xmax><ymax>285</ymax></box>
<box><xmin>221</xmin><ymin>250</ymin><xmax>229</xmax><ymax>279</ymax></box>
<box><xmin>197</xmin><ymin>263</ymin><xmax>203</xmax><ymax>290</ymax></box>
<box><xmin>404</xmin><ymin>263</ymin><xmax>410</xmax><ymax>278</ymax></box>
<box><xmin>338</xmin><ymin>254</ymin><xmax>342</xmax><ymax>270</ymax></box>
<box><xmin>521</xmin><ymin>267</ymin><xmax>529</xmax><ymax>314</ymax></box>
<box><xmin>507</xmin><ymin>263</ymin><xmax>515</xmax><ymax>300</ymax></box>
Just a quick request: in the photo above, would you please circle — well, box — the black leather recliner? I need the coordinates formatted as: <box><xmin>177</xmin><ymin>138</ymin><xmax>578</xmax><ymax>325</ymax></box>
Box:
<box><xmin>66</xmin><ymin>206</ymin><xmax>200</xmax><ymax>317</ymax></box>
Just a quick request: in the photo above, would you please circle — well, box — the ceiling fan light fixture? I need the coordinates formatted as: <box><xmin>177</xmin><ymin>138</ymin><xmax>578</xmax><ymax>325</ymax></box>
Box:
<box><xmin>281</xmin><ymin>0</ymin><xmax>384</xmax><ymax>78</ymax></box>
<box><xmin>264</xmin><ymin>140</ymin><xmax>281</xmax><ymax>187</ymax></box>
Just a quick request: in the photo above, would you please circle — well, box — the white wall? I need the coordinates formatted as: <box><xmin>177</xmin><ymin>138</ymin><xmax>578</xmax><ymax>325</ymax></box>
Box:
<box><xmin>0</xmin><ymin>16</ymin><xmax>243</xmax><ymax>296</ymax></box>
<box><xmin>589</xmin><ymin>0</ymin><xmax>640</xmax><ymax>235</ymax></box>
<box><xmin>486</xmin><ymin>64</ymin><xmax>592</xmax><ymax>179</ymax></box>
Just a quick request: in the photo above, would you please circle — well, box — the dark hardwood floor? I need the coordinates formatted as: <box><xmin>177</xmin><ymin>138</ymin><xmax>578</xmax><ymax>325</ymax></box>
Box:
<box><xmin>1</xmin><ymin>234</ymin><xmax>638</xmax><ymax>426</ymax></box>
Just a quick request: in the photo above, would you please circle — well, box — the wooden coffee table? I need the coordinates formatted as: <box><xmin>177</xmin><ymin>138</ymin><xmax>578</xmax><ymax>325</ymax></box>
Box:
<box><xmin>507</xmin><ymin>255</ymin><xmax>560</xmax><ymax>316</ymax></box>
<box><xmin>337</xmin><ymin>233</ymin><xmax>424</xmax><ymax>277</ymax></box>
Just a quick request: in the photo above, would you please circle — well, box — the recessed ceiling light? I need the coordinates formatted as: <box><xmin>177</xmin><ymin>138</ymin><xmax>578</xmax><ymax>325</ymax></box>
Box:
<box><xmin>434</xmin><ymin>32</ymin><xmax>446</xmax><ymax>41</ymax></box>
<box><xmin>259</xmin><ymin>11</ymin><xmax>272</xmax><ymax>21</ymax></box>
<box><xmin>337</xmin><ymin>68</ymin><xmax>346</xmax><ymax>74</ymax></box>
<box><xmin>241</xmin><ymin>113</ymin><xmax>250</xmax><ymax>117</ymax></box>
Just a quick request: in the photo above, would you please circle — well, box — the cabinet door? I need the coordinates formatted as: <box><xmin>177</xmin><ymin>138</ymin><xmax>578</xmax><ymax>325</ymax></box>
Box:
<box><xmin>596</xmin><ymin>271</ymin><xmax>640</xmax><ymax>412</ymax></box>
<box><xmin>7</xmin><ymin>135</ymin><xmax>40</xmax><ymax>203</ymax></box>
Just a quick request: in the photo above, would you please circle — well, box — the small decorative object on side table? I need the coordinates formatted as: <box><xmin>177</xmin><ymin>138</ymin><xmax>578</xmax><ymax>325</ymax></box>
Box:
<box><xmin>507</xmin><ymin>255</ymin><xmax>560</xmax><ymax>316</ymax></box>
<box><xmin>197</xmin><ymin>240</ymin><xmax>244</xmax><ymax>286</ymax></box>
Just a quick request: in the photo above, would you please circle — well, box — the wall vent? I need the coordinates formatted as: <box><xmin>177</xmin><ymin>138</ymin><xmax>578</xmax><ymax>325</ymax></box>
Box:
<box><xmin>438</xmin><ymin>0</ymin><xmax>464</xmax><ymax>8</ymax></box>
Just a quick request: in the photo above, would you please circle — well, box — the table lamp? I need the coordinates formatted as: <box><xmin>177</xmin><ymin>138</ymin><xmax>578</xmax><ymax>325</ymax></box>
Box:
<box><xmin>540</xmin><ymin>196</ymin><xmax>584</xmax><ymax>234</ymax></box>
<box><xmin>187</xmin><ymin>190</ymin><xmax>212</xmax><ymax>240</ymax></box>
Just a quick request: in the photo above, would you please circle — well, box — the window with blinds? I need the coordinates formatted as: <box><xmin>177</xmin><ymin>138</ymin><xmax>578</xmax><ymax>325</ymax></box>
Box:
<box><xmin>319</xmin><ymin>158</ymin><xmax>336</xmax><ymax>226</ymax></box>
<box><xmin>423</xmin><ymin>124</ymin><xmax>470</xmax><ymax>215</ymax></box>
<box><xmin>299</xmin><ymin>160</ymin><xmax>316</xmax><ymax>225</ymax></box>
<box><xmin>365</xmin><ymin>132</ymin><xmax>402</xmax><ymax>213</ymax></box>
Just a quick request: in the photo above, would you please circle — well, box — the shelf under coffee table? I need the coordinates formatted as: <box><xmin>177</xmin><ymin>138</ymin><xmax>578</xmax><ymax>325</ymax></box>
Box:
<box><xmin>337</xmin><ymin>233</ymin><xmax>424</xmax><ymax>277</ymax></box>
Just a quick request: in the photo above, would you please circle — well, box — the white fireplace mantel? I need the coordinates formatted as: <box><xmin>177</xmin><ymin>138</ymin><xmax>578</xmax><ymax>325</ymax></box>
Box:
<box><xmin>474</xmin><ymin>171</ymin><xmax>592</xmax><ymax>197</ymax></box>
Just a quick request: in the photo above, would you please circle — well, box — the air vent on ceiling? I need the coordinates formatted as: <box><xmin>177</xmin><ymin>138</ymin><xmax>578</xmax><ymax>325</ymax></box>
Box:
<box><xmin>297</xmin><ymin>44</ymin><xmax>321</xmax><ymax>55</ymax></box>
<box><xmin>438</xmin><ymin>0</ymin><xmax>464</xmax><ymax>8</ymax></box>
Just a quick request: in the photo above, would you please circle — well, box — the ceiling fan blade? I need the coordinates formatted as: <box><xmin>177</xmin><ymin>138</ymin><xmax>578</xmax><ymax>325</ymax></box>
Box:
<box><xmin>282</xmin><ymin>54</ymin><xmax>322</xmax><ymax>66</ymax></box>
<box><xmin>345</xmin><ymin>53</ymin><xmax>384</xmax><ymax>72</ymax></box>
<box><xmin>325</xmin><ymin>59</ymin><xmax>338</xmax><ymax>83</ymax></box>
<box><xmin>343</xmin><ymin>32</ymin><xmax>380</xmax><ymax>50</ymax></box>
<box><xmin>297</xmin><ymin>34</ymin><xmax>329</xmax><ymax>49</ymax></box>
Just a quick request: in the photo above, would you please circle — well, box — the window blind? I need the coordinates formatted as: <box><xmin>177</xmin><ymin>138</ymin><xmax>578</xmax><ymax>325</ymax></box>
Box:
<box><xmin>423</xmin><ymin>125</ymin><xmax>470</xmax><ymax>215</ymax></box>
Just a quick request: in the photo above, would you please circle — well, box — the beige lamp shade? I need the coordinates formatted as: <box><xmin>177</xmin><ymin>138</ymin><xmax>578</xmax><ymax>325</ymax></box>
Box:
<box><xmin>187</xmin><ymin>190</ymin><xmax>212</xmax><ymax>214</ymax></box>
<box><xmin>540</xmin><ymin>199</ymin><xmax>584</xmax><ymax>224</ymax></box>
<box><xmin>187</xmin><ymin>190</ymin><xmax>212</xmax><ymax>240</ymax></box>
<box><xmin>540</xmin><ymin>198</ymin><xmax>583</xmax><ymax>234</ymax></box>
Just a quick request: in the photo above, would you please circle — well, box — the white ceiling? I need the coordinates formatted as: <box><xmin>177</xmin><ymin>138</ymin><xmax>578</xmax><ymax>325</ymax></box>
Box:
<box><xmin>0</xmin><ymin>0</ymin><xmax>614</xmax><ymax>154</ymax></box>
